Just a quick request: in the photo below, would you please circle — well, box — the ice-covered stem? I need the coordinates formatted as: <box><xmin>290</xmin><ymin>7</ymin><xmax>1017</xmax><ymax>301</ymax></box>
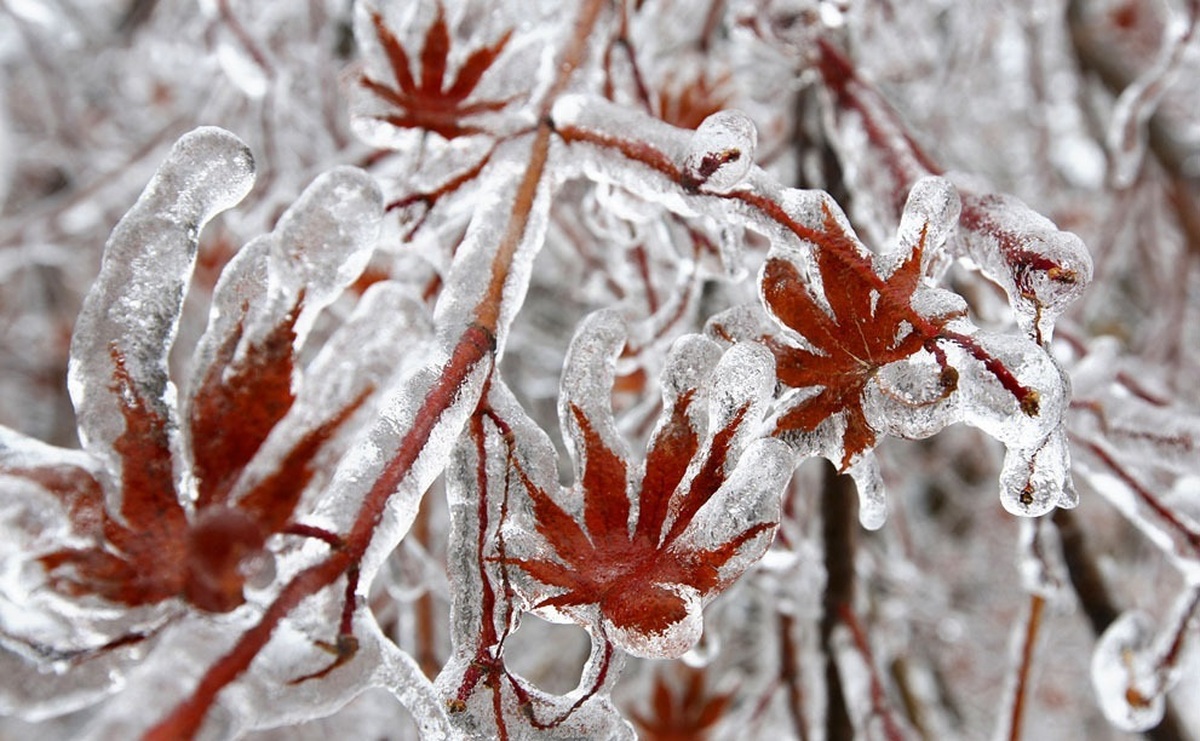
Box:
<box><xmin>1077</xmin><ymin>437</ymin><xmax>1200</xmax><ymax>559</ymax></box>
<box><xmin>820</xmin><ymin>463</ymin><xmax>857</xmax><ymax>741</ymax></box>
<box><xmin>814</xmin><ymin>37</ymin><xmax>942</xmax><ymax>200</ymax></box>
<box><xmin>447</xmin><ymin>410</ymin><xmax>513</xmax><ymax>738</ymax></box>
<box><xmin>146</xmin><ymin>2</ymin><xmax>608</xmax><ymax>737</ymax></box>
<box><xmin>1004</xmin><ymin>593</ymin><xmax>1046</xmax><ymax>741</ymax></box>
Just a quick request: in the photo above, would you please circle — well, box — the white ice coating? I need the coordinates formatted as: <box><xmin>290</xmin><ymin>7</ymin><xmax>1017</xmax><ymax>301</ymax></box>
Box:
<box><xmin>887</xmin><ymin>176</ymin><xmax>960</xmax><ymax>281</ymax></box>
<box><xmin>559</xmin><ymin>310</ymin><xmax>635</xmax><ymax>498</ymax></box>
<box><xmin>266</xmin><ymin>166</ymin><xmax>383</xmax><ymax>341</ymax></box>
<box><xmin>431</xmin><ymin>135</ymin><xmax>555</xmax><ymax>359</ymax></box>
<box><xmin>182</xmin><ymin>236</ymin><xmax>270</xmax><ymax>437</ymax></box>
<box><xmin>864</xmin><ymin>348</ymin><xmax>962</xmax><ymax>441</ymax></box>
<box><xmin>941</xmin><ymin>329</ymin><xmax>1074</xmax><ymax>516</ymax></box>
<box><xmin>311</xmin><ymin>344</ymin><xmax>494</xmax><ymax>592</ymax></box>
<box><xmin>676</xmin><ymin>436</ymin><xmax>792</xmax><ymax>561</ymax></box>
<box><xmin>682</xmin><ymin>110</ymin><xmax>758</xmax><ymax>194</ymax></box>
<box><xmin>1091</xmin><ymin>610</ymin><xmax>1166</xmax><ymax>732</ymax></box>
<box><xmin>954</xmin><ymin>190</ymin><xmax>1093</xmax><ymax>344</ymax></box>
<box><xmin>68</xmin><ymin>126</ymin><xmax>254</xmax><ymax>471</ymax></box>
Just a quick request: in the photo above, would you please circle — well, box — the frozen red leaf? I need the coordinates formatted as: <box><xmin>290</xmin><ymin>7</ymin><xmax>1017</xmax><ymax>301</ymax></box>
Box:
<box><xmin>189</xmin><ymin>296</ymin><xmax>302</xmax><ymax>510</ymax></box>
<box><xmin>630</xmin><ymin>666</ymin><xmax>733</xmax><ymax>741</ymax></box>
<box><xmin>762</xmin><ymin>204</ymin><xmax>956</xmax><ymax>470</ymax></box>
<box><xmin>502</xmin><ymin>313</ymin><xmax>789</xmax><ymax>658</ymax></box>
<box><xmin>360</xmin><ymin>5</ymin><xmax>514</xmax><ymax>141</ymax></box>
<box><xmin>40</xmin><ymin>348</ymin><xmax>188</xmax><ymax>607</ymax></box>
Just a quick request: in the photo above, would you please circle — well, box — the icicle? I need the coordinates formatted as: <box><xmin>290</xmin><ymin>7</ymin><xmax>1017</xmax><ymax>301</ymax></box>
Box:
<box><xmin>846</xmin><ymin>454</ymin><xmax>886</xmax><ymax>530</ymax></box>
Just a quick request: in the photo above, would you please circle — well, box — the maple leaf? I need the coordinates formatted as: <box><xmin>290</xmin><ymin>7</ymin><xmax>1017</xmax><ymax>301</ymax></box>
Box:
<box><xmin>28</xmin><ymin>316</ymin><xmax>369</xmax><ymax>613</ymax></box>
<box><xmin>4</xmin><ymin>146</ymin><xmax>387</xmax><ymax>617</ymax></box>
<box><xmin>359</xmin><ymin>4</ymin><xmax>514</xmax><ymax>141</ymax></box>
<box><xmin>501</xmin><ymin>312</ymin><xmax>791</xmax><ymax>659</ymax></box>
<box><xmin>629</xmin><ymin>666</ymin><xmax>733</xmax><ymax>741</ymax></box>
<box><xmin>761</xmin><ymin>201</ymin><xmax>961</xmax><ymax>471</ymax></box>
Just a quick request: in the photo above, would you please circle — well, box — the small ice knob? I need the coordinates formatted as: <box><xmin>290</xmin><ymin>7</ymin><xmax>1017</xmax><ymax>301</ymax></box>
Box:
<box><xmin>681</xmin><ymin>110</ymin><xmax>757</xmax><ymax>193</ymax></box>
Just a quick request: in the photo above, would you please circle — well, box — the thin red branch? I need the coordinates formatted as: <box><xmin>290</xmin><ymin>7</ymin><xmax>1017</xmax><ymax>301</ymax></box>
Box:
<box><xmin>1007</xmin><ymin>593</ymin><xmax>1046</xmax><ymax>741</ymax></box>
<box><xmin>554</xmin><ymin>122</ymin><xmax>1041</xmax><ymax>414</ymax></box>
<box><xmin>1077</xmin><ymin>436</ymin><xmax>1200</xmax><ymax>556</ymax></box>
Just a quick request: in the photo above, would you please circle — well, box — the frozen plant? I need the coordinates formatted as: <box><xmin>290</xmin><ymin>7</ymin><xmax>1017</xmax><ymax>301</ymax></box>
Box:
<box><xmin>2</xmin><ymin>0</ymin><xmax>1200</xmax><ymax>739</ymax></box>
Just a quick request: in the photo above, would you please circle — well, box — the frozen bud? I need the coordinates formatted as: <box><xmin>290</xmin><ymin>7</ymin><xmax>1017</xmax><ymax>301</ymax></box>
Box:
<box><xmin>1091</xmin><ymin>611</ymin><xmax>1165</xmax><ymax>732</ymax></box>
<box><xmin>681</xmin><ymin>110</ymin><xmax>757</xmax><ymax>194</ymax></box>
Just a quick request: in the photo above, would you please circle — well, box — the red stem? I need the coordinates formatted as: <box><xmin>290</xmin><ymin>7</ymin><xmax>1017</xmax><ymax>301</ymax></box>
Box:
<box><xmin>1007</xmin><ymin>593</ymin><xmax>1046</xmax><ymax>741</ymax></box>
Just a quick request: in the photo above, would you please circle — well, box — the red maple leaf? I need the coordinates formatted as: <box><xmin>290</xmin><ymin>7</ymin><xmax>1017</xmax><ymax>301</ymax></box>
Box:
<box><xmin>629</xmin><ymin>666</ymin><xmax>733</xmax><ymax>741</ymax></box>
<box><xmin>30</xmin><ymin>304</ymin><xmax>367</xmax><ymax>613</ymax></box>
<box><xmin>761</xmin><ymin>203</ymin><xmax>960</xmax><ymax>470</ymax></box>
<box><xmin>360</xmin><ymin>4</ymin><xmax>514</xmax><ymax>141</ymax></box>
<box><xmin>501</xmin><ymin>326</ymin><xmax>784</xmax><ymax>658</ymax></box>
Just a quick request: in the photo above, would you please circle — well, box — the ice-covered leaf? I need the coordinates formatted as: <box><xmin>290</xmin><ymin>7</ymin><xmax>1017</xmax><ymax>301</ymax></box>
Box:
<box><xmin>501</xmin><ymin>311</ymin><xmax>790</xmax><ymax>659</ymax></box>
<box><xmin>68</xmin><ymin>126</ymin><xmax>254</xmax><ymax>479</ymax></box>
<box><xmin>761</xmin><ymin>195</ymin><xmax>961</xmax><ymax>470</ymax></box>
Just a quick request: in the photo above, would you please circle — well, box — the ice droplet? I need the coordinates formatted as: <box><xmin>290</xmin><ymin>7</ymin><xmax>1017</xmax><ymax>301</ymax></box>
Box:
<box><xmin>998</xmin><ymin>428</ymin><xmax>1074</xmax><ymax>517</ymax></box>
<box><xmin>1091</xmin><ymin>611</ymin><xmax>1166</xmax><ymax>732</ymax></box>
<box><xmin>682</xmin><ymin>110</ymin><xmax>757</xmax><ymax>193</ymax></box>
<box><xmin>847</xmin><ymin>454</ymin><xmax>887</xmax><ymax>530</ymax></box>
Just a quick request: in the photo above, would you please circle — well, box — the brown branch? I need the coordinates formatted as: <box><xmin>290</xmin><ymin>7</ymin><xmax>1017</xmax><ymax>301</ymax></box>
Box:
<box><xmin>778</xmin><ymin>612</ymin><xmax>810</xmax><ymax>741</ymax></box>
<box><xmin>1007</xmin><ymin>593</ymin><xmax>1045</xmax><ymax>741</ymax></box>
<box><xmin>145</xmin><ymin>3</ymin><xmax>610</xmax><ymax>734</ymax></box>
<box><xmin>821</xmin><ymin>462</ymin><xmax>857</xmax><ymax>741</ymax></box>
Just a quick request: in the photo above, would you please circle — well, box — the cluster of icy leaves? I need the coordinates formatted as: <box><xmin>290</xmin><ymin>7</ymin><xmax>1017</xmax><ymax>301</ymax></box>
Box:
<box><xmin>0</xmin><ymin>128</ymin><xmax>445</xmax><ymax>736</ymax></box>
<box><xmin>549</xmin><ymin>94</ymin><xmax>1081</xmax><ymax>525</ymax></box>
<box><xmin>6</xmin><ymin>0</ymin><xmax>1200</xmax><ymax>738</ymax></box>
